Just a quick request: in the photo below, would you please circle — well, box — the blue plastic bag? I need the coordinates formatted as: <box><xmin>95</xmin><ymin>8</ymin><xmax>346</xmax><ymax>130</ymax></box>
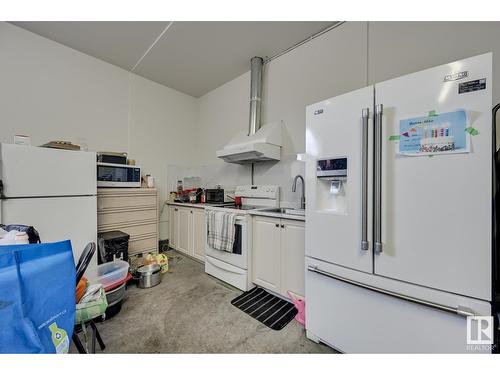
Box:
<box><xmin>0</xmin><ymin>240</ymin><xmax>76</xmax><ymax>353</ymax></box>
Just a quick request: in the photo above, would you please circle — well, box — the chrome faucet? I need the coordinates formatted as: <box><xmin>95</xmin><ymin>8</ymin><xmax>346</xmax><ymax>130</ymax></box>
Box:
<box><xmin>292</xmin><ymin>175</ymin><xmax>305</xmax><ymax>210</ymax></box>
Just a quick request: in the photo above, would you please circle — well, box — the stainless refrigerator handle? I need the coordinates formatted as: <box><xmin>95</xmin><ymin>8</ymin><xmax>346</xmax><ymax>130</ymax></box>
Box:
<box><xmin>307</xmin><ymin>265</ymin><xmax>477</xmax><ymax>318</ymax></box>
<box><xmin>361</xmin><ymin>108</ymin><xmax>370</xmax><ymax>251</ymax></box>
<box><xmin>374</xmin><ymin>104</ymin><xmax>383</xmax><ymax>254</ymax></box>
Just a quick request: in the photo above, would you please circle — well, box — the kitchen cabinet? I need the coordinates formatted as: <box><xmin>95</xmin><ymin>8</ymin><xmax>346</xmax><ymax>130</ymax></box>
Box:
<box><xmin>192</xmin><ymin>208</ymin><xmax>206</xmax><ymax>261</ymax></box>
<box><xmin>168</xmin><ymin>204</ymin><xmax>206</xmax><ymax>262</ymax></box>
<box><xmin>169</xmin><ymin>206</ymin><xmax>179</xmax><ymax>249</ymax></box>
<box><xmin>252</xmin><ymin>215</ymin><xmax>305</xmax><ymax>298</ymax></box>
<box><xmin>252</xmin><ymin>216</ymin><xmax>282</xmax><ymax>293</ymax></box>
<box><xmin>280</xmin><ymin>219</ymin><xmax>305</xmax><ymax>297</ymax></box>
<box><xmin>177</xmin><ymin>207</ymin><xmax>192</xmax><ymax>254</ymax></box>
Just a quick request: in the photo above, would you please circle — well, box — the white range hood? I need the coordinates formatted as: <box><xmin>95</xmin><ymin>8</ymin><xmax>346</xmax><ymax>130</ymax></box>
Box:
<box><xmin>216</xmin><ymin>121</ymin><xmax>282</xmax><ymax>164</ymax></box>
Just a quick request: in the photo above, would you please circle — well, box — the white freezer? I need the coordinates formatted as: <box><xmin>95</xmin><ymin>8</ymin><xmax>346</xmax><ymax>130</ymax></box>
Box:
<box><xmin>305</xmin><ymin>257</ymin><xmax>491</xmax><ymax>353</ymax></box>
<box><xmin>1</xmin><ymin>196</ymin><xmax>98</xmax><ymax>275</ymax></box>
<box><xmin>0</xmin><ymin>143</ymin><xmax>96</xmax><ymax>197</ymax></box>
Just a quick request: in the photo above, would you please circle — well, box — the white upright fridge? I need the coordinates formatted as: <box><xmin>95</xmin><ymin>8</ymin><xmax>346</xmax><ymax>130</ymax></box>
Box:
<box><xmin>305</xmin><ymin>53</ymin><xmax>495</xmax><ymax>353</ymax></box>
<box><xmin>0</xmin><ymin>143</ymin><xmax>97</xmax><ymax>275</ymax></box>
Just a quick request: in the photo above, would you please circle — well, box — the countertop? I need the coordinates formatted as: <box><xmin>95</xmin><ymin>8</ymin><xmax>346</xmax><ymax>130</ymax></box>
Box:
<box><xmin>166</xmin><ymin>201</ymin><xmax>222</xmax><ymax>209</ymax></box>
<box><xmin>167</xmin><ymin>201</ymin><xmax>305</xmax><ymax>221</ymax></box>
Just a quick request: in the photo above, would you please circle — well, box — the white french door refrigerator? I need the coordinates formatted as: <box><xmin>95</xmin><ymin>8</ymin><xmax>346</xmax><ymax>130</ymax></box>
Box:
<box><xmin>305</xmin><ymin>53</ymin><xmax>496</xmax><ymax>353</ymax></box>
<box><xmin>0</xmin><ymin>143</ymin><xmax>97</xmax><ymax>275</ymax></box>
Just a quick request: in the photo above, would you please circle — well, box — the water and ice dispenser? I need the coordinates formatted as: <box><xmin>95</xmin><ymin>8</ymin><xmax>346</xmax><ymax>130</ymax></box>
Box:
<box><xmin>316</xmin><ymin>157</ymin><xmax>347</xmax><ymax>213</ymax></box>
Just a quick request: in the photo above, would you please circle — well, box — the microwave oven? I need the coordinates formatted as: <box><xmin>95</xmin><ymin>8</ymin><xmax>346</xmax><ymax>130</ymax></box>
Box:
<box><xmin>205</xmin><ymin>188</ymin><xmax>224</xmax><ymax>203</ymax></box>
<box><xmin>97</xmin><ymin>162</ymin><xmax>141</xmax><ymax>188</ymax></box>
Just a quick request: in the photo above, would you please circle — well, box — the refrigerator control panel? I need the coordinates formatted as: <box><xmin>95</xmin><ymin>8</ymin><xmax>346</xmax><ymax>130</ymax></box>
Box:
<box><xmin>316</xmin><ymin>157</ymin><xmax>347</xmax><ymax>179</ymax></box>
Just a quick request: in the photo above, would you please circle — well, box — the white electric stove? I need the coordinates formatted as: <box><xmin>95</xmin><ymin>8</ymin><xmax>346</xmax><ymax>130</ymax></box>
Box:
<box><xmin>205</xmin><ymin>185</ymin><xmax>279</xmax><ymax>291</ymax></box>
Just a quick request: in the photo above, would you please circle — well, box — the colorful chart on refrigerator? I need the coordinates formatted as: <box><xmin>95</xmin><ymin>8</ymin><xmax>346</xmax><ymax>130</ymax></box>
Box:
<box><xmin>397</xmin><ymin>110</ymin><xmax>470</xmax><ymax>156</ymax></box>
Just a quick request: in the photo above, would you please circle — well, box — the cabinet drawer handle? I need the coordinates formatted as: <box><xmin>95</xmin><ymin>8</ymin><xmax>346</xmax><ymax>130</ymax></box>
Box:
<box><xmin>174</xmin><ymin>208</ymin><xmax>178</xmax><ymax>211</ymax></box>
<box><xmin>275</xmin><ymin>223</ymin><xmax>279</xmax><ymax>227</ymax></box>
<box><xmin>280</xmin><ymin>224</ymin><xmax>285</xmax><ymax>228</ymax></box>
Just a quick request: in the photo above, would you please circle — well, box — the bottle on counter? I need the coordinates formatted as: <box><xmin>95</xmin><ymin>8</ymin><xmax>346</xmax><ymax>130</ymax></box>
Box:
<box><xmin>177</xmin><ymin>180</ymin><xmax>183</xmax><ymax>194</ymax></box>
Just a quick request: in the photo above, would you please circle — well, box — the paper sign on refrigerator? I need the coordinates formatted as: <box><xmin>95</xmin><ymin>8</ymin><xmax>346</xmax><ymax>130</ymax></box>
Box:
<box><xmin>397</xmin><ymin>110</ymin><xmax>470</xmax><ymax>156</ymax></box>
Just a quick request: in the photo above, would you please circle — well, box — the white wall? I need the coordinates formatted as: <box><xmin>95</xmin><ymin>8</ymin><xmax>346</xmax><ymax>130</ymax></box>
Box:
<box><xmin>193</xmin><ymin>21</ymin><xmax>500</xmax><ymax>208</ymax></box>
<box><xmin>195</xmin><ymin>22</ymin><xmax>368</xmax><ymax>207</ymax></box>
<box><xmin>0</xmin><ymin>22</ymin><xmax>198</xmax><ymax>240</ymax></box>
<box><xmin>128</xmin><ymin>74</ymin><xmax>198</xmax><ymax>238</ymax></box>
<box><xmin>367</xmin><ymin>21</ymin><xmax>500</xmax><ymax>102</ymax></box>
<box><xmin>0</xmin><ymin>22</ymin><xmax>130</xmax><ymax>152</ymax></box>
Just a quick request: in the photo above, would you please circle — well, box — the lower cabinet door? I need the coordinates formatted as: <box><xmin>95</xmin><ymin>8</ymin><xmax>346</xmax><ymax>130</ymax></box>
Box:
<box><xmin>169</xmin><ymin>206</ymin><xmax>179</xmax><ymax>249</ymax></box>
<box><xmin>177</xmin><ymin>207</ymin><xmax>192</xmax><ymax>255</ymax></box>
<box><xmin>192</xmin><ymin>208</ymin><xmax>206</xmax><ymax>262</ymax></box>
<box><xmin>252</xmin><ymin>216</ymin><xmax>281</xmax><ymax>293</ymax></box>
<box><xmin>281</xmin><ymin>219</ymin><xmax>305</xmax><ymax>297</ymax></box>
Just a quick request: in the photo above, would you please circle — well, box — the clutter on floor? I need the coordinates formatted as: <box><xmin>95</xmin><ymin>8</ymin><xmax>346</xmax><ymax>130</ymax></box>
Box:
<box><xmin>0</xmin><ymin>224</ymin><xmax>40</xmax><ymax>245</ymax></box>
<box><xmin>136</xmin><ymin>264</ymin><xmax>162</xmax><ymax>288</ymax></box>
<box><xmin>92</xmin><ymin>250</ymin><xmax>333</xmax><ymax>354</ymax></box>
<box><xmin>73</xmin><ymin>243</ymin><xmax>107</xmax><ymax>354</ymax></box>
<box><xmin>97</xmin><ymin>230</ymin><xmax>130</xmax><ymax>264</ymax></box>
<box><xmin>91</xmin><ymin>259</ymin><xmax>130</xmax><ymax>320</ymax></box>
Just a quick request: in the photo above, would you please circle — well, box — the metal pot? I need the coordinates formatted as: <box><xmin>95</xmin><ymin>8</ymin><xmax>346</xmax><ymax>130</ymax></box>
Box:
<box><xmin>136</xmin><ymin>264</ymin><xmax>161</xmax><ymax>288</ymax></box>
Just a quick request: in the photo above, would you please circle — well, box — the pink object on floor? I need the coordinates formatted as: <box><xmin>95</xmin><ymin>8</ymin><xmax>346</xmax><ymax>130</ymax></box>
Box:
<box><xmin>287</xmin><ymin>291</ymin><xmax>305</xmax><ymax>326</ymax></box>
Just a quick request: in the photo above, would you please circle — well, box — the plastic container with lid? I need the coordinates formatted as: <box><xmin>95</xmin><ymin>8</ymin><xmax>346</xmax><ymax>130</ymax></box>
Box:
<box><xmin>92</xmin><ymin>260</ymin><xmax>129</xmax><ymax>290</ymax></box>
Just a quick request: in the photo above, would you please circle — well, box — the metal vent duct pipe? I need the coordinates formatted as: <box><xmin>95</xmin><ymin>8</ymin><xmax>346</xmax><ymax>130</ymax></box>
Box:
<box><xmin>248</xmin><ymin>56</ymin><xmax>263</xmax><ymax>136</ymax></box>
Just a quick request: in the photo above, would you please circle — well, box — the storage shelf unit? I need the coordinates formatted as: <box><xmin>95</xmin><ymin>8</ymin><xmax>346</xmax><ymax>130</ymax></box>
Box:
<box><xmin>97</xmin><ymin>188</ymin><xmax>158</xmax><ymax>257</ymax></box>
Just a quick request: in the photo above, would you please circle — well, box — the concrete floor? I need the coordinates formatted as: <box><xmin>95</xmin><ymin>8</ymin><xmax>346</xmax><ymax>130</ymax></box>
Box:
<box><xmin>93</xmin><ymin>250</ymin><xmax>335</xmax><ymax>353</ymax></box>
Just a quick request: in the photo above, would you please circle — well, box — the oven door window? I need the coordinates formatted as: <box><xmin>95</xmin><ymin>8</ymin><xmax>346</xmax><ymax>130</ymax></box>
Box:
<box><xmin>232</xmin><ymin>224</ymin><xmax>242</xmax><ymax>254</ymax></box>
<box><xmin>97</xmin><ymin>165</ymin><xmax>137</xmax><ymax>182</ymax></box>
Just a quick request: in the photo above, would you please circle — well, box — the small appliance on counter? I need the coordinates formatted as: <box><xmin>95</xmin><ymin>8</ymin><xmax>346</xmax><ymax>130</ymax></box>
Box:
<box><xmin>205</xmin><ymin>188</ymin><xmax>224</xmax><ymax>204</ymax></box>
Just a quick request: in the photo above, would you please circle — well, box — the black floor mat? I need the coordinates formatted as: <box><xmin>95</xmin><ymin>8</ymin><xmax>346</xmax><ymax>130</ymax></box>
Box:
<box><xmin>231</xmin><ymin>287</ymin><xmax>298</xmax><ymax>331</ymax></box>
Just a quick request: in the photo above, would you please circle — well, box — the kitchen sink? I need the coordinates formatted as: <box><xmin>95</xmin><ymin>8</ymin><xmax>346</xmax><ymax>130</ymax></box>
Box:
<box><xmin>258</xmin><ymin>207</ymin><xmax>305</xmax><ymax>216</ymax></box>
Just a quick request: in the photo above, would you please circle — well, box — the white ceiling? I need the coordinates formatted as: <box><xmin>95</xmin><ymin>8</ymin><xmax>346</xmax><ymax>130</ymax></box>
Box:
<box><xmin>11</xmin><ymin>21</ymin><xmax>336</xmax><ymax>97</ymax></box>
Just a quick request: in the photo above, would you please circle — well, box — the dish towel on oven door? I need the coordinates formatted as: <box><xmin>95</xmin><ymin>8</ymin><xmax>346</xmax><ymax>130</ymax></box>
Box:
<box><xmin>207</xmin><ymin>211</ymin><xmax>237</xmax><ymax>252</ymax></box>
